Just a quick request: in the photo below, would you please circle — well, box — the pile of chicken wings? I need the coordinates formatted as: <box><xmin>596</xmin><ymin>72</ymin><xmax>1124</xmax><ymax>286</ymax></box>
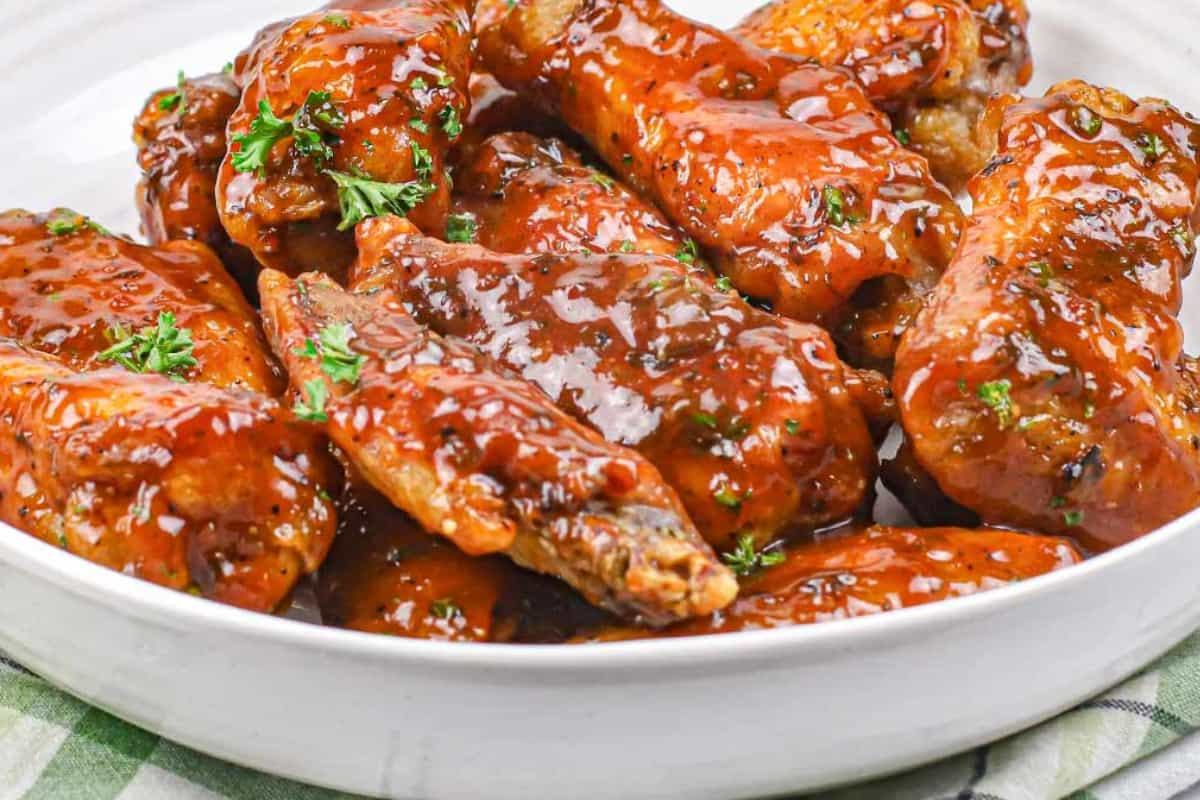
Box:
<box><xmin>5</xmin><ymin>0</ymin><xmax>1197</xmax><ymax>642</ymax></box>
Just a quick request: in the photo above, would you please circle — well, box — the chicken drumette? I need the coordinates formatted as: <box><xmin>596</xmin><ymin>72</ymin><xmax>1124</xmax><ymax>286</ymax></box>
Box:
<box><xmin>0</xmin><ymin>212</ymin><xmax>336</xmax><ymax>610</ymax></box>
<box><xmin>350</xmin><ymin>216</ymin><xmax>880</xmax><ymax>552</ymax></box>
<box><xmin>734</xmin><ymin>0</ymin><xmax>1032</xmax><ymax>191</ymax></box>
<box><xmin>895</xmin><ymin>82</ymin><xmax>1200</xmax><ymax>552</ymax></box>
<box><xmin>258</xmin><ymin>269</ymin><xmax>736</xmax><ymax>624</ymax></box>
<box><xmin>478</xmin><ymin>0</ymin><xmax>962</xmax><ymax>367</ymax></box>
<box><xmin>134</xmin><ymin>71</ymin><xmax>259</xmax><ymax>298</ymax></box>
<box><xmin>584</xmin><ymin>525</ymin><xmax>1081</xmax><ymax>640</ymax></box>
<box><xmin>218</xmin><ymin>0</ymin><xmax>474</xmax><ymax>280</ymax></box>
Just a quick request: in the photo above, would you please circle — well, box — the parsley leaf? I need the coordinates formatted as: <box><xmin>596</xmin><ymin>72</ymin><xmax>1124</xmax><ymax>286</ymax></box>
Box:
<box><xmin>326</xmin><ymin>170</ymin><xmax>434</xmax><ymax>230</ymax></box>
<box><xmin>713</xmin><ymin>485</ymin><xmax>750</xmax><ymax>511</ymax></box>
<box><xmin>158</xmin><ymin>70</ymin><xmax>187</xmax><ymax>113</ymax></box>
<box><xmin>98</xmin><ymin>312</ymin><xmax>197</xmax><ymax>381</ymax></box>
<box><xmin>409</xmin><ymin>118</ymin><xmax>430</xmax><ymax>134</ymax></box>
<box><xmin>1063</xmin><ymin>509</ymin><xmax>1084</xmax><ymax>527</ymax></box>
<box><xmin>438</xmin><ymin>105</ymin><xmax>462</xmax><ymax>138</ymax></box>
<box><xmin>823</xmin><ymin>185</ymin><xmax>848</xmax><ymax>226</ymax></box>
<box><xmin>411</xmin><ymin>77</ymin><xmax>429</xmax><ymax>92</ymax></box>
<box><xmin>721</xmin><ymin>534</ymin><xmax>785</xmax><ymax>577</ymax></box>
<box><xmin>430</xmin><ymin>598</ymin><xmax>460</xmax><ymax>619</ymax></box>
<box><xmin>715</xmin><ymin>276</ymin><xmax>733</xmax><ymax>292</ymax></box>
<box><xmin>231</xmin><ymin>100</ymin><xmax>293</xmax><ymax>174</ymax></box>
<box><xmin>294</xmin><ymin>379</ymin><xmax>330</xmax><ymax>423</ymax></box>
<box><xmin>1027</xmin><ymin>261</ymin><xmax>1053</xmax><ymax>287</ymax></box>
<box><xmin>618</xmin><ymin>240</ymin><xmax>635</xmax><ymax>253</ymax></box>
<box><xmin>977</xmin><ymin>379</ymin><xmax>1014</xmax><ymax>427</ymax></box>
<box><xmin>675</xmin><ymin>239</ymin><xmax>699</xmax><ymax>264</ymax></box>
<box><xmin>323</xmin><ymin>13</ymin><xmax>351</xmax><ymax>28</ymax></box>
<box><xmin>411</xmin><ymin>142</ymin><xmax>434</xmax><ymax>181</ymax></box>
<box><xmin>313</xmin><ymin>323</ymin><xmax>364</xmax><ymax>385</ymax></box>
<box><xmin>894</xmin><ymin>127</ymin><xmax>911</xmax><ymax>145</ymax></box>
<box><xmin>591</xmin><ymin>173</ymin><xmax>615</xmax><ymax>192</ymax></box>
<box><xmin>1071</xmin><ymin>106</ymin><xmax>1102</xmax><ymax>136</ymax></box>
<box><xmin>46</xmin><ymin>211</ymin><xmax>84</xmax><ymax>236</ymax></box>
<box><xmin>446</xmin><ymin>213</ymin><xmax>477</xmax><ymax>243</ymax></box>
<box><xmin>1137</xmin><ymin>132</ymin><xmax>1167</xmax><ymax>163</ymax></box>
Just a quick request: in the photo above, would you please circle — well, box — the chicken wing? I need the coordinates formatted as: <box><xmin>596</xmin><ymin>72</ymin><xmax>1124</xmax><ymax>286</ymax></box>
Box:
<box><xmin>0</xmin><ymin>341</ymin><xmax>336</xmax><ymax>611</ymax></box>
<box><xmin>318</xmin><ymin>486</ymin><xmax>611</xmax><ymax>641</ymax></box>
<box><xmin>218</xmin><ymin>0</ymin><xmax>473</xmax><ymax>281</ymax></box>
<box><xmin>351</xmin><ymin>216</ymin><xmax>879</xmax><ymax>552</ymax></box>
<box><xmin>734</xmin><ymin>0</ymin><xmax>1032</xmax><ymax>191</ymax></box>
<box><xmin>134</xmin><ymin>71</ymin><xmax>259</xmax><ymax>299</ymax></box>
<box><xmin>450</xmin><ymin>131</ymin><xmax>690</xmax><ymax>258</ymax></box>
<box><xmin>0</xmin><ymin>210</ymin><xmax>282</xmax><ymax>395</ymax></box>
<box><xmin>477</xmin><ymin>0</ymin><xmax>962</xmax><ymax>366</ymax></box>
<box><xmin>894</xmin><ymin>82</ymin><xmax>1200</xmax><ymax>551</ymax></box>
<box><xmin>582</xmin><ymin>525</ymin><xmax>1081</xmax><ymax>640</ymax></box>
<box><xmin>258</xmin><ymin>269</ymin><xmax>735</xmax><ymax>624</ymax></box>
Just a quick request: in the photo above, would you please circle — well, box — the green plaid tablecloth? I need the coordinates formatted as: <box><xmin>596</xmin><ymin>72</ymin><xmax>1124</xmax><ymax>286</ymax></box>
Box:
<box><xmin>4</xmin><ymin>634</ymin><xmax>1200</xmax><ymax>800</ymax></box>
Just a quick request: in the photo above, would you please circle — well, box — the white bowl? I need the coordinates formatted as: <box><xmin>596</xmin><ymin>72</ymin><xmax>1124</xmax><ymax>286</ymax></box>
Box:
<box><xmin>0</xmin><ymin>1</ymin><xmax>1197</xmax><ymax>798</ymax></box>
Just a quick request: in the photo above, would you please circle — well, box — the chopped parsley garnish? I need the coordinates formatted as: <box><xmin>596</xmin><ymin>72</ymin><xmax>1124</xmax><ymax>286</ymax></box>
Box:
<box><xmin>618</xmin><ymin>240</ymin><xmax>635</xmax><ymax>253</ymax></box>
<box><xmin>824</xmin><ymin>185</ymin><xmax>848</xmax><ymax>226</ymax></box>
<box><xmin>446</xmin><ymin>213</ymin><xmax>477</xmax><ymax>243</ymax></box>
<box><xmin>410</xmin><ymin>77</ymin><xmax>429</xmax><ymax>92</ymax></box>
<box><xmin>1071</xmin><ymin>106</ymin><xmax>1102</xmax><ymax>136</ymax></box>
<box><xmin>784</xmin><ymin>419</ymin><xmax>801</xmax><ymax>435</ymax></box>
<box><xmin>294</xmin><ymin>379</ymin><xmax>330</xmax><ymax>423</ymax></box>
<box><xmin>1050</xmin><ymin>496</ymin><xmax>1067</xmax><ymax>509</ymax></box>
<box><xmin>430</xmin><ymin>598</ymin><xmax>460</xmax><ymax>619</ymax></box>
<box><xmin>323</xmin><ymin>13</ymin><xmax>350</xmax><ymax>28</ymax></box>
<box><xmin>591</xmin><ymin>173</ymin><xmax>616</xmax><ymax>192</ymax></box>
<box><xmin>713</xmin><ymin>485</ymin><xmax>750</xmax><ymax>511</ymax></box>
<box><xmin>1028</xmin><ymin>261</ymin><xmax>1053</xmax><ymax>287</ymax></box>
<box><xmin>721</xmin><ymin>534</ymin><xmax>785</xmax><ymax>577</ymax></box>
<box><xmin>98</xmin><ymin>312</ymin><xmax>197</xmax><ymax>381</ymax></box>
<box><xmin>232</xmin><ymin>92</ymin><xmax>344</xmax><ymax>174</ymax></box>
<box><xmin>438</xmin><ymin>105</ymin><xmax>463</xmax><ymax>139</ymax></box>
<box><xmin>409</xmin><ymin>118</ymin><xmax>430</xmax><ymax>134</ymax></box>
<box><xmin>297</xmin><ymin>323</ymin><xmax>364</xmax><ymax>385</ymax></box>
<box><xmin>691</xmin><ymin>411</ymin><xmax>718</xmax><ymax>428</ymax></box>
<box><xmin>411</xmin><ymin>142</ymin><xmax>434</xmax><ymax>181</ymax></box>
<box><xmin>436</xmin><ymin>71</ymin><xmax>455</xmax><ymax>88</ymax></box>
<box><xmin>46</xmin><ymin>212</ymin><xmax>83</xmax><ymax>236</ymax></box>
<box><xmin>326</xmin><ymin>170</ymin><xmax>434</xmax><ymax>230</ymax></box>
<box><xmin>894</xmin><ymin>128</ymin><xmax>911</xmax><ymax>145</ymax></box>
<box><xmin>1063</xmin><ymin>509</ymin><xmax>1084</xmax><ymax>527</ymax></box>
<box><xmin>675</xmin><ymin>239</ymin><xmax>699</xmax><ymax>264</ymax></box>
<box><xmin>222</xmin><ymin>62</ymin><xmax>234</xmax><ymax>75</ymax></box>
<box><xmin>158</xmin><ymin>70</ymin><xmax>187</xmax><ymax>113</ymax></box>
<box><xmin>1172</xmin><ymin>226</ymin><xmax>1195</xmax><ymax>255</ymax></box>
<box><xmin>715</xmin><ymin>276</ymin><xmax>733</xmax><ymax>292</ymax></box>
<box><xmin>977</xmin><ymin>379</ymin><xmax>1014</xmax><ymax>427</ymax></box>
<box><xmin>1137</xmin><ymin>132</ymin><xmax>1167</xmax><ymax>163</ymax></box>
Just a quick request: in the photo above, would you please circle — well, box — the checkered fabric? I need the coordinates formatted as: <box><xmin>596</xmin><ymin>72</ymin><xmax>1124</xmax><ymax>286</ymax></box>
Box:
<box><xmin>3</xmin><ymin>633</ymin><xmax>1200</xmax><ymax>800</ymax></box>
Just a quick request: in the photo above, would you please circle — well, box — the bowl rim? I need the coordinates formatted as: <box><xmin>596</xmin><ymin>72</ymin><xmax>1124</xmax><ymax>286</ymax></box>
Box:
<box><xmin>1</xmin><ymin>503</ymin><xmax>1195</xmax><ymax>672</ymax></box>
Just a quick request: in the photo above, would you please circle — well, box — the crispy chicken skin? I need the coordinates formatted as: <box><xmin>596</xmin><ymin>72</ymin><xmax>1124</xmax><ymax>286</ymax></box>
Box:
<box><xmin>134</xmin><ymin>72</ymin><xmax>260</xmax><ymax>298</ymax></box>
<box><xmin>477</xmin><ymin>0</ymin><xmax>962</xmax><ymax>366</ymax></box>
<box><xmin>318</xmin><ymin>486</ymin><xmax>610</xmax><ymax>641</ymax></box>
<box><xmin>894</xmin><ymin>82</ymin><xmax>1200</xmax><ymax>552</ymax></box>
<box><xmin>350</xmin><ymin>216</ymin><xmax>879</xmax><ymax>551</ymax></box>
<box><xmin>451</xmin><ymin>131</ymin><xmax>689</xmax><ymax>258</ymax></box>
<box><xmin>734</xmin><ymin>0</ymin><xmax>1032</xmax><ymax>191</ymax></box>
<box><xmin>0</xmin><ymin>210</ymin><xmax>282</xmax><ymax>395</ymax></box>
<box><xmin>218</xmin><ymin>0</ymin><xmax>474</xmax><ymax>280</ymax></box>
<box><xmin>583</xmin><ymin>525</ymin><xmax>1081</xmax><ymax>640</ymax></box>
<box><xmin>259</xmin><ymin>268</ymin><xmax>736</xmax><ymax>624</ymax></box>
<box><xmin>0</xmin><ymin>341</ymin><xmax>336</xmax><ymax>611</ymax></box>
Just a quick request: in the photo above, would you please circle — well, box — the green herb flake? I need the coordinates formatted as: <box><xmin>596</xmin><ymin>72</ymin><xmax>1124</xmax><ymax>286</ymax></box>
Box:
<box><xmin>894</xmin><ymin>128</ymin><xmax>911</xmax><ymax>145</ymax></box>
<box><xmin>326</xmin><ymin>169</ymin><xmax>434</xmax><ymax>230</ymax></box>
<box><xmin>1050</xmin><ymin>496</ymin><xmax>1067</xmax><ymax>509</ymax></box>
<box><xmin>436</xmin><ymin>71</ymin><xmax>455</xmax><ymax>88</ymax></box>
<box><xmin>713</xmin><ymin>486</ymin><xmax>750</xmax><ymax>511</ymax></box>
<box><xmin>410</xmin><ymin>77</ymin><xmax>429</xmax><ymax>92</ymax></box>
<box><xmin>231</xmin><ymin>100</ymin><xmax>293</xmax><ymax>174</ymax></box>
<box><xmin>438</xmin><ymin>105</ymin><xmax>463</xmax><ymax>139</ymax></box>
<box><xmin>721</xmin><ymin>534</ymin><xmax>785</xmax><ymax>577</ymax></box>
<box><xmin>222</xmin><ymin>62</ymin><xmax>234</xmax><ymax>75</ymax></box>
<box><xmin>314</xmin><ymin>323</ymin><xmax>365</xmax><ymax>385</ymax></box>
<box><xmin>823</xmin><ymin>185</ymin><xmax>847</xmax><ymax>226</ymax></box>
<box><xmin>430</xmin><ymin>598</ymin><xmax>460</xmax><ymax>619</ymax></box>
<box><xmin>446</xmin><ymin>213</ymin><xmax>477</xmax><ymax>244</ymax></box>
<box><xmin>977</xmin><ymin>379</ymin><xmax>1014</xmax><ymax>427</ymax></box>
<box><xmin>675</xmin><ymin>239</ymin><xmax>700</xmax><ymax>264</ymax></box>
<box><xmin>158</xmin><ymin>70</ymin><xmax>187</xmax><ymax>113</ymax></box>
<box><xmin>691</xmin><ymin>411</ymin><xmax>718</xmax><ymax>428</ymax></box>
<box><xmin>294</xmin><ymin>379</ymin><xmax>330</xmax><ymax>423</ymax></box>
<box><xmin>411</xmin><ymin>142</ymin><xmax>434</xmax><ymax>181</ymax></box>
<box><xmin>784</xmin><ymin>419</ymin><xmax>800</xmax><ymax>435</ymax></box>
<box><xmin>1071</xmin><ymin>106</ymin><xmax>1102</xmax><ymax>136</ymax></box>
<box><xmin>591</xmin><ymin>173</ymin><xmax>616</xmax><ymax>192</ymax></box>
<box><xmin>1063</xmin><ymin>509</ymin><xmax>1084</xmax><ymax>527</ymax></box>
<box><xmin>1137</xmin><ymin>132</ymin><xmax>1167</xmax><ymax>163</ymax></box>
<box><xmin>1028</xmin><ymin>261</ymin><xmax>1053</xmax><ymax>287</ymax></box>
<box><xmin>98</xmin><ymin>311</ymin><xmax>197</xmax><ymax>381</ymax></box>
<box><xmin>618</xmin><ymin>240</ymin><xmax>635</xmax><ymax>253</ymax></box>
<box><xmin>409</xmin><ymin>118</ymin><xmax>430</xmax><ymax>134</ymax></box>
<box><xmin>46</xmin><ymin>213</ymin><xmax>83</xmax><ymax>236</ymax></box>
<box><xmin>715</xmin><ymin>276</ymin><xmax>733</xmax><ymax>292</ymax></box>
<box><xmin>323</xmin><ymin>13</ymin><xmax>351</xmax><ymax>28</ymax></box>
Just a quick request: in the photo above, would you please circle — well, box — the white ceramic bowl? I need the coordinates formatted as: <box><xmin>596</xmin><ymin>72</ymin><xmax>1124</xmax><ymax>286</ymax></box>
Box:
<box><xmin>0</xmin><ymin>1</ymin><xmax>1197</xmax><ymax>798</ymax></box>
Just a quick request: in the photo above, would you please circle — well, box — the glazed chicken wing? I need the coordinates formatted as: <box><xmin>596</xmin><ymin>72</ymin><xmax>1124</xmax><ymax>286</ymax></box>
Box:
<box><xmin>585</xmin><ymin>525</ymin><xmax>1081</xmax><ymax>640</ymax></box>
<box><xmin>0</xmin><ymin>210</ymin><xmax>281</xmax><ymax>395</ymax></box>
<box><xmin>895</xmin><ymin>82</ymin><xmax>1200</xmax><ymax>551</ymax></box>
<box><xmin>734</xmin><ymin>0</ymin><xmax>1032</xmax><ymax>191</ymax></box>
<box><xmin>258</xmin><ymin>268</ymin><xmax>736</xmax><ymax>624</ymax></box>
<box><xmin>134</xmin><ymin>71</ymin><xmax>259</xmax><ymax>298</ymax></box>
<box><xmin>0</xmin><ymin>341</ymin><xmax>336</xmax><ymax>611</ymax></box>
<box><xmin>218</xmin><ymin>0</ymin><xmax>474</xmax><ymax>281</ymax></box>
<box><xmin>450</xmin><ymin>131</ymin><xmax>690</xmax><ymax>258</ymax></box>
<box><xmin>478</xmin><ymin>0</ymin><xmax>962</xmax><ymax>366</ymax></box>
<box><xmin>318</xmin><ymin>486</ymin><xmax>610</xmax><ymax>641</ymax></box>
<box><xmin>351</xmin><ymin>216</ymin><xmax>879</xmax><ymax>552</ymax></box>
